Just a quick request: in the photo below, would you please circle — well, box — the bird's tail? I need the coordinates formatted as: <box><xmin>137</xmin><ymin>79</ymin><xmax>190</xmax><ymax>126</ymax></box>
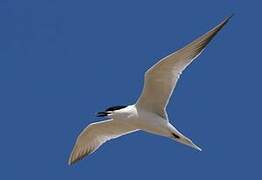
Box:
<box><xmin>168</xmin><ymin>123</ymin><xmax>202</xmax><ymax>151</ymax></box>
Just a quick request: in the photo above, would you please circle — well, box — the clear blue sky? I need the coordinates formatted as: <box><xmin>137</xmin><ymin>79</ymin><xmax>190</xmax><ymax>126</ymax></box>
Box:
<box><xmin>1</xmin><ymin>0</ymin><xmax>261</xmax><ymax>179</ymax></box>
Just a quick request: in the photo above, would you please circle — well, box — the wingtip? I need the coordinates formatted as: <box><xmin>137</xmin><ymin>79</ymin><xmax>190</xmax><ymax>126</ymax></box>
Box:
<box><xmin>227</xmin><ymin>13</ymin><xmax>234</xmax><ymax>19</ymax></box>
<box><xmin>208</xmin><ymin>14</ymin><xmax>233</xmax><ymax>36</ymax></box>
<box><xmin>218</xmin><ymin>14</ymin><xmax>234</xmax><ymax>28</ymax></box>
<box><xmin>67</xmin><ymin>150</ymin><xmax>81</xmax><ymax>166</ymax></box>
<box><xmin>68</xmin><ymin>147</ymin><xmax>78</xmax><ymax>166</ymax></box>
<box><xmin>224</xmin><ymin>13</ymin><xmax>234</xmax><ymax>23</ymax></box>
<box><xmin>68</xmin><ymin>156</ymin><xmax>78</xmax><ymax>166</ymax></box>
<box><xmin>68</xmin><ymin>155</ymin><xmax>73</xmax><ymax>165</ymax></box>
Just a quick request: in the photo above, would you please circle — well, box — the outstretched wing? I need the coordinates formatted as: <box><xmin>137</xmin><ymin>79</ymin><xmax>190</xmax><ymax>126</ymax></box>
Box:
<box><xmin>68</xmin><ymin>119</ymin><xmax>138</xmax><ymax>165</ymax></box>
<box><xmin>136</xmin><ymin>15</ymin><xmax>232</xmax><ymax>119</ymax></box>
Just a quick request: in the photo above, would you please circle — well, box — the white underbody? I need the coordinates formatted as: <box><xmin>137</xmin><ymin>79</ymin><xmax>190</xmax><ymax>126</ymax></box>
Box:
<box><xmin>110</xmin><ymin>105</ymin><xmax>201</xmax><ymax>151</ymax></box>
<box><xmin>68</xmin><ymin>15</ymin><xmax>232</xmax><ymax>164</ymax></box>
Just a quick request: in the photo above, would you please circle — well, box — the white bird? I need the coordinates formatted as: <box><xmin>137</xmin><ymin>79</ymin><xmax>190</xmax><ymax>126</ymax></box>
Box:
<box><xmin>68</xmin><ymin>15</ymin><xmax>232</xmax><ymax>165</ymax></box>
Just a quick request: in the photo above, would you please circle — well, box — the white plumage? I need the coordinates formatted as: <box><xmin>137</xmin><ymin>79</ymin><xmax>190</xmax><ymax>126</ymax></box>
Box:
<box><xmin>68</xmin><ymin>15</ymin><xmax>232</xmax><ymax>165</ymax></box>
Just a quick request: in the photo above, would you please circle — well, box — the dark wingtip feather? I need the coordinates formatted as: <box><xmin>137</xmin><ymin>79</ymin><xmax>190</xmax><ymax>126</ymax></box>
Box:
<box><xmin>221</xmin><ymin>13</ymin><xmax>234</xmax><ymax>27</ymax></box>
<box><xmin>218</xmin><ymin>13</ymin><xmax>235</xmax><ymax>30</ymax></box>
<box><xmin>68</xmin><ymin>145</ymin><xmax>92</xmax><ymax>165</ymax></box>
<box><xmin>213</xmin><ymin>14</ymin><xmax>233</xmax><ymax>33</ymax></box>
<box><xmin>228</xmin><ymin>13</ymin><xmax>235</xmax><ymax>20</ymax></box>
<box><xmin>68</xmin><ymin>152</ymin><xmax>88</xmax><ymax>165</ymax></box>
<box><xmin>195</xmin><ymin>14</ymin><xmax>233</xmax><ymax>50</ymax></box>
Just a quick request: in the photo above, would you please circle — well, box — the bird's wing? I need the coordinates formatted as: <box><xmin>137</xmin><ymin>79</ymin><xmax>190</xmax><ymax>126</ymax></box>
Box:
<box><xmin>136</xmin><ymin>15</ymin><xmax>232</xmax><ymax>119</ymax></box>
<box><xmin>68</xmin><ymin>119</ymin><xmax>138</xmax><ymax>165</ymax></box>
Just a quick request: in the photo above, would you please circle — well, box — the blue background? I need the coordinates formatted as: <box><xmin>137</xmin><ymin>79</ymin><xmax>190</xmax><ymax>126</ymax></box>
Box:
<box><xmin>1</xmin><ymin>0</ymin><xmax>261</xmax><ymax>179</ymax></box>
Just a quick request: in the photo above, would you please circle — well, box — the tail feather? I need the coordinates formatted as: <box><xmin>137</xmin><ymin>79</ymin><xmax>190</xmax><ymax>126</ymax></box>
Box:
<box><xmin>168</xmin><ymin>123</ymin><xmax>202</xmax><ymax>151</ymax></box>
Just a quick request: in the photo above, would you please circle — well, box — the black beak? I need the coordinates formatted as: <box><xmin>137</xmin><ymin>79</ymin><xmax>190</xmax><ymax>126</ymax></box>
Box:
<box><xmin>96</xmin><ymin>111</ymin><xmax>109</xmax><ymax>117</ymax></box>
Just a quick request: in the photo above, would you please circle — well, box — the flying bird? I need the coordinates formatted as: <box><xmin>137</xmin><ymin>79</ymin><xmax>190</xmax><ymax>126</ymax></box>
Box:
<box><xmin>68</xmin><ymin>15</ymin><xmax>232</xmax><ymax>165</ymax></box>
